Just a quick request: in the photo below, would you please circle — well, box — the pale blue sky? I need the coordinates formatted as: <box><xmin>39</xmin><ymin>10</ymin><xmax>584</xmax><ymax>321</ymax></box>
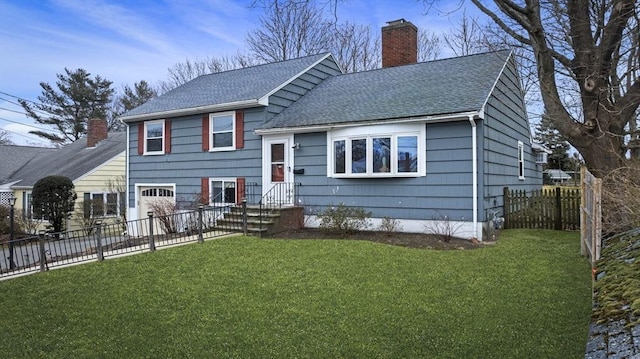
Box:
<box><xmin>0</xmin><ymin>0</ymin><xmax>479</xmax><ymax>146</ymax></box>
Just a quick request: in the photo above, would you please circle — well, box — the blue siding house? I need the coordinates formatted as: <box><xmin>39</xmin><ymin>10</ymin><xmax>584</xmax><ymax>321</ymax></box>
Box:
<box><xmin>121</xmin><ymin>20</ymin><xmax>543</xmax><ymax>241</ymax></box>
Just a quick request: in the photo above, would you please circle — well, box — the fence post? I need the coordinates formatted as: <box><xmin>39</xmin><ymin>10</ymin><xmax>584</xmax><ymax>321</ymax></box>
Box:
<box><xmin>554</xmin><ymin>187</ymin><xmax>562</xmax><ymax>230</ymax></box>
<box><xmin>96</xmin><ymin>221</ymin><xmax>104</xmax><ymax>261</ymax></box>
<box><xmin>148</xmin><ymin>211</ymin><xmax>156</xmax><ymax>252</ymax></box>
<box><xmin>38</xmin><ymin>230</ymin><xmax>48</xmax><ymax>272</ymax></box>
<box><xmin>198</xmin><ymin>205</ymin><xmax>204</xmax><ymax>244</ymax></box>
<box><xmin>242</xmin><ymin>197</ymin><xmax>247</xmax><ymax>236</ymax></box>
<box><xmin>503</xmin><ymin>187</ymin><xmax>510</xmax><ymax>229</ymax></box>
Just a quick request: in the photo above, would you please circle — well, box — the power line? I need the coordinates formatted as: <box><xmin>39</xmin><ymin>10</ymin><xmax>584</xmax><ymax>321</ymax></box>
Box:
<box><xmin>0</xmin><ymin>107</ymin><xmax>26</xmax><ymax>115</ymax></box>
<box><xmin>0</xmin><ymin>91</ymin><xmax>56</xmax><ymax>117</ymax></box>
<box><xmin>0</xmin><ymin>127</ymin><xmax>51</xmax><ymax>146</ymax></box>
<box><xmin>0</xmin><ymin>116</ymin><xmax>56</xmax><ymax>132</ymax></box>
<box><xmin>0</xmin><ymin>91</ymin><xmax>41</xmax><ymax>106</ymax></box>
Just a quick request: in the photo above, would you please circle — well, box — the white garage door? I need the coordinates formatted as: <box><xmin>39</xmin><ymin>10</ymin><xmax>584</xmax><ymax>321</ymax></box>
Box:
<box><xmin>138</xmin><ymin>186</ymin><xmax>175</xmax><ymax>235</ymax></box>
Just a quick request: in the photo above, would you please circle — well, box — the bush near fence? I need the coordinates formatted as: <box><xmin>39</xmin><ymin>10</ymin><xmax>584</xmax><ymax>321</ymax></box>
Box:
<box><xmin>503</xmin><ymin>186</ymin><xmax>581</xmax><ymax>230</ymax></box>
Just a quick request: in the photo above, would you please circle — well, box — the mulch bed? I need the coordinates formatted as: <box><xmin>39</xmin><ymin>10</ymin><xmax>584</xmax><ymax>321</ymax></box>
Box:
<box><xmin>265</xmin><ymin>228</ymin><xmax>487</xmax><ymax>250</ymax></box>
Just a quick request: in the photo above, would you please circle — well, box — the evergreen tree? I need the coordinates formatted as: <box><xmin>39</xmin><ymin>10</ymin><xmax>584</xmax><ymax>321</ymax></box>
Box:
<box><xmin>19</xmin><ymin>68</ymin><xmax>114</xmax><ymax>145</ymax></box>
<box><xmin>535</xmin><ymin>114</ymin><xmax>571</xmax><ymax>170</ymax></box>
<box><xmin>110</xmin><ymin>81</ymin><xmax>157</xmax><ymax>131</ymax></box>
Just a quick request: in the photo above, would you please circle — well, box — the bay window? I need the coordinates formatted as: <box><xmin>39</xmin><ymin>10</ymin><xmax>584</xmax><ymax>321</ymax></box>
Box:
<box><xmin>328</xmin><ymin>124</ymin><xmax>425</xmax><ymax>177</ymax></box>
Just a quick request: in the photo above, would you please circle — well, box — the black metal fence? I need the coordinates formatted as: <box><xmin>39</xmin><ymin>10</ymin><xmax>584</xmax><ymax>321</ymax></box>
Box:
<box><xmin>0</xmin><ymin>205</ymin><xmax>244</xmax><ymax>279</ymax></box>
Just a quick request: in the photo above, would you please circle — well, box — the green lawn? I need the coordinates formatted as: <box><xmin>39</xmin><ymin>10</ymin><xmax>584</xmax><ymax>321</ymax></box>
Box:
<box><xmin>0</xmin><ymin>230</ymin><xmax>591</xmax><ymax>358</ymax></box>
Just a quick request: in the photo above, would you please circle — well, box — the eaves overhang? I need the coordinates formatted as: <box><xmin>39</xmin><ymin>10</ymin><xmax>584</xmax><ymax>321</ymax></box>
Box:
<box><xmin>255</xmin><ymin>111</ymin><xmax>481</xmax><ymax>135</ymax></box>
<box><xmin>119</xmin><ymin>98</ymin><xmax>268</xmax><ymax>123</ymax></box>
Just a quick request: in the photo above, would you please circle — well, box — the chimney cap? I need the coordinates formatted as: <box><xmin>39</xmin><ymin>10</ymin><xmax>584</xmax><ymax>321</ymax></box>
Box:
<box><xmin>386</xmin><ymin>18</ymin><xmax>408</xmax><ymax>26</ymax></box>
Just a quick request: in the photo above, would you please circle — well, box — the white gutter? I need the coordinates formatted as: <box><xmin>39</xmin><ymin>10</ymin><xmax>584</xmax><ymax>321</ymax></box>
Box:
<box><xmin>468</xmin><ymin>115</ymin><xmax>479</xmax><ymax>240</ymax></box>
<box><xmin>255</xmin><ymin>111</ymin><xmax>480</xmax><ymax>135</ymax></box>
<box><xmin>119</xmin><ymin>99</ymin><xmax>264</xmax><ymax>123</ymax></box>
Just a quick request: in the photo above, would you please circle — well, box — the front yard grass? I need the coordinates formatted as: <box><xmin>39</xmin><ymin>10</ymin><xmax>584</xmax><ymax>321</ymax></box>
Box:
<box><xmin>0</xmin><ymin>229</ymin><xmax>591</xmax><ymax>358</ymax></box>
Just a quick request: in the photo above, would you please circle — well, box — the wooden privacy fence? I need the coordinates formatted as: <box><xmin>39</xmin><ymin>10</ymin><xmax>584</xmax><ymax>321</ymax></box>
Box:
<box><xmin>503</xmin><ymin>186</ymin><xmax>581</xmax><ymax>230</ymax></box>
<box><xmin>580</xmin><ymin>167</ymin><xmax>602</xmax><ymax>263</ymax></box>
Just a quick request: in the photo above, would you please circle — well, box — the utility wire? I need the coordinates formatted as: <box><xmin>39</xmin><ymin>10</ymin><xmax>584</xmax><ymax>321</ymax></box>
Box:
<box><xmin>0</xmin><ymin>127</ymin><xmax>51</xmax><ymax>146</ymax></box>
<box><xmin>0</xmin><ymin>91</ymin><xmax>56</xmax><ymax>117</ymax></box>
<box><xmin>0</xmin><ymin>107</ymin><xmax>26</xmax><ymax>115</ymax></box>
<box><xmin>0</xmin><ymin>116</ymin><xmax>56</xmax><ymax>132</ymax></box>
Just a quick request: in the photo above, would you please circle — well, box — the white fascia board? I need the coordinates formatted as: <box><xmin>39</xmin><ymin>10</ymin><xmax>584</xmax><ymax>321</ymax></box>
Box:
<box><xmin>479</xmin><ymin>50</ymin><xmax>514</xmax><ymax>118</ymax></box>
<box><xmin>254</xmin><ymin>111</ymin><xmax>480</xmax><ymax>135</ymax></box>
<box><xmin>120</xmin><ymin>99</ymin><xmax>263</xmax><ymax>123</ymax></box>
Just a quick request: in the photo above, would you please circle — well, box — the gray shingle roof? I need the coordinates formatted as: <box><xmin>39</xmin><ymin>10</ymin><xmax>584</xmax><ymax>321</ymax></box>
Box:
<box><xmin>0</xmin><ymin>145</ymin><xmax>55</xmax><ymax>185</ymax></box>
<box><xmin>260</xmin><ymin>50</ymin><xmax>512</xmax><ymax>130</ymax></box>
<box><xmin>7</xmin><ymin>132</ymin><xmax>126</xmax><ymax>188</ymax></box>
<box><xmin>121</xmin><ymin>53</ymin><xmax>332</xmax><ymax>121</ymax></box>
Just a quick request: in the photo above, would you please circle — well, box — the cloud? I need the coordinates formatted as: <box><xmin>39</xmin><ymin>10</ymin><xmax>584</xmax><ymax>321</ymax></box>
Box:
<box><xmin>51</xmin><ymin>0</ymin><xmax>179</xmax><ymax>55</ymax></box>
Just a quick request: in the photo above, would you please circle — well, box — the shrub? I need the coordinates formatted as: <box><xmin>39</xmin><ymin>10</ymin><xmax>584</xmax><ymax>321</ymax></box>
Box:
<box><xmin>0</xmin><ymin>205</ymin><xmax>9</xmax><ymax>235</ymax></box>
<box><xmin>318</xmin><ymin>203</ymin><xmax>371</xmax><ymax>235</ymax></box>
<box><xmin>424</xmin><ymin>213</ymin><xmax>465</xmax><ymax>243</ymax></box>
<box><xmin>32</xmin><ymin>175</ymin><xmax>76</xmax><ymax>234</ymax></box>
<box><xmin>378</xmin><ymin>216</ymin><xmax>403</xmax><ymax>234</ymax></box>
<box><xmin>148</xmin><ymin>199</ymin><xmax>180</xmax><ymax>234</ymax></box>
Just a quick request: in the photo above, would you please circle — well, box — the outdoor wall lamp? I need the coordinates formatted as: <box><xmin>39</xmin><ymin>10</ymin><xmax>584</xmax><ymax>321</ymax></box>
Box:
<box><xmin>292</xmin><ymin>143</ymin><xmax>300</xmax><ymax>150</ymax></box>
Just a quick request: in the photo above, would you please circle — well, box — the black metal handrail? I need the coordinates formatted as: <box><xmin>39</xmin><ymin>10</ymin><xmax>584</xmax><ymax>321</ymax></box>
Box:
<box><xmin>258</xmin><ymin>182</ymin><xmax>300</xmax><ymax>236</ymax></box>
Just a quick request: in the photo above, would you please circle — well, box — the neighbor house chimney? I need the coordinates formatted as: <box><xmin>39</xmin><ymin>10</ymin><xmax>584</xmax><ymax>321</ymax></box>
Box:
<box><xmin>382</xmin><ymin>19</ymin><xmax>418</xmax><ymax>68</ymax></box>
<box><xmin>87</xmin><ymin>118</ymin><xmax>108</xmax><ymax>147</ymax></box>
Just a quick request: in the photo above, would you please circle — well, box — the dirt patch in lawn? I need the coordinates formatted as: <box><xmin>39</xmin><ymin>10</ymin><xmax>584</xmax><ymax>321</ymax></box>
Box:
<box><xmin>266</xmin><ymin>228</ymin><xmax>488</xmax><ymax>250</ymax></box>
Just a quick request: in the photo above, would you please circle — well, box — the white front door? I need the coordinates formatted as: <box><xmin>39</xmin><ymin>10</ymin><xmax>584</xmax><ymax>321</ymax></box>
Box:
<box><xmin>262</xmin><ymin>136</ymin><xmax>294</xmax><ymax>205</ymax></box>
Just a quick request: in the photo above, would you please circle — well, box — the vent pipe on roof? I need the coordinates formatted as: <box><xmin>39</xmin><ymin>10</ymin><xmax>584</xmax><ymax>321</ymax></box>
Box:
<box><xmin>87</xmin><ymin>118</ymin><xmax>108</xmax><ymax>148</ymax></box>
<box><xmin>382</xmin><ymin>18</ymin><xmax>418</xmax><ymax>68</ymax></box>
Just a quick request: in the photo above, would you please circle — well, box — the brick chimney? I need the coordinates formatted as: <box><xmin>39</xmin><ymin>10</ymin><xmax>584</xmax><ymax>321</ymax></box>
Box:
<box><xmin>87</xmin><ymin>118</ymin><xmax>108</xmax><ymax>147</ymax></box>
<box><xmin>382</xmin><ymin>19</ymin><xmax>418</xmax><ymax>68</ymax></box>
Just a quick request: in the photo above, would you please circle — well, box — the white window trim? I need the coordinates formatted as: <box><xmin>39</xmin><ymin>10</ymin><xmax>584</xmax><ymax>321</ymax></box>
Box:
<box><xmin>518</xmin><ymin>141</ymin><xmax>525</xmax><ymax>180</ymax></box>
<box><xmin>327</xmin><ymin>123</ymin><xmax>426</xmax><ymax>178</ymax></box>
<box><xmin>144</xmin><ymin>119</ymin><xmax>165</xmax><ymax>155</ymax></box>
<box><xmin>90</xmin><ymin>192</ymin><xmax>120</xmax><ymax>217</ymax></box>
<box><xmin>209</xmin><ymin>177</ymin><xmax>237</xmax><ymax>205</ymax></box>
<box><xmin>209</xmin><ymin>111</ymin><xmax>235</xmax><ymax>152</ymax></box>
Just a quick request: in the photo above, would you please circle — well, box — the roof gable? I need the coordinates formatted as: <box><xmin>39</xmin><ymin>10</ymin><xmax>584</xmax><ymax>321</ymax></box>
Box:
<box><xmin>7</xmin><ymin>132</ymin><xmax>127</xmax><ymax>188</ymax></box>
<box><xmin>260</xmin><ymin>50</ymin><xmax>513</xmax><ymax>131</ymax></box>
<box><xmin>121</xmin><ymin>53</ymin><xmax>336</xmax><ymax>122</ymax></box>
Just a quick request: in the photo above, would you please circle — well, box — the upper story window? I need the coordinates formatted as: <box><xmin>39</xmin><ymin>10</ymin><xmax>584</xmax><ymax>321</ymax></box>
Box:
<box><xmin>328</xmin><ymin>123</ymin><xmax>425</xmax><ymax>178</ymax></box>
<box><xmin>138</xmin><ymin>119</ymin><xmax>171</xmax><ymax>155</ymax></box>
<box><xmin>145</xmin><ymin>120</ymin><xmax>164</xmax><ymax>154</ymax></box>
<box><xmin>518</xmin><ymin>141</ymin><xmax>525</xmax><ymax>180</ymax></box>
<box><xmin>210</xmin><ymin>112</ymin><xmax>235</xmax><ymax>151</ymax></box>
<box><xmin>202</xmin><ymin>110</ymin><xmax>244</xmax><ymax>152</ymax></box>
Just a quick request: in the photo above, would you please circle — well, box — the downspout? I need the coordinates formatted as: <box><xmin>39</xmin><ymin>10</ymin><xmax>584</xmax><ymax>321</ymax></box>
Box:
<box><xmin>469</xmin><ymin>115</ymin><xmax>479</xmax><ymax>240</ymax></box>
<box><xmin>121</xmin><ymin>117</ymin><xmax>131</xmax><ymax>221</ymax></box>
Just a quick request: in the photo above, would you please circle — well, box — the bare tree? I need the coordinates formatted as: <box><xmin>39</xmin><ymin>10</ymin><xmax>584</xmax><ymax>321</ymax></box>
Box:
<box><xmin>159</xmin><ymin>52</ymin><xmax>258</xmax><ymax>93</ymax></box>
<box><xmin>471</xmin><ymin>0</ymin><xmax>639</xmax><ymax>177</ymax></box>
<box><xmin>418</xmin><ymin>29</ymin><xmax>443</xmax><ymax>61</ymax></box>
<box><xmin>246</xmin><ymin>0</ymin><xmax>333</xmax><ymax>62</ymax></box>
<box><xmin>0</xmin><ymin>130</ymin><xmax>13</xmax><ymax>145</ymax></box>
<box><xmin>443</xmin><ymin>10</ymin><xmax>489</xmax><ymax>56</ymax></box>
<box><xmin>330</xmin><ymin>21</ymin><xmax>380</xmax><ymax>72</ymax></box>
